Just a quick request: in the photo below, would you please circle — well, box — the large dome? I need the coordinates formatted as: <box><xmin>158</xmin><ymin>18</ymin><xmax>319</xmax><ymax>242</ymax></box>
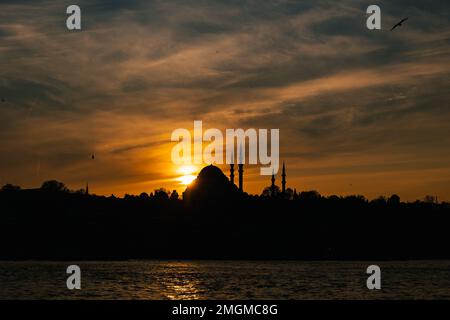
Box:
<box><xmin>183</xmin><ymin>165</ymin><xmax>240</xmax><ymax>206</ymax></box>
<box><xmin>197</xmin><ymin>165</ymin><xmax>229</xmax><ymax>184</ymax></box>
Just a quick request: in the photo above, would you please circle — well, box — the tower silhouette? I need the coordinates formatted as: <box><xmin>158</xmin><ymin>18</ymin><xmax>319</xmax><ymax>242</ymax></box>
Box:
<box><xmin>271</xmin><ymin>171</ymin><xmax>276</xmax><ymax>196</ymax></box>
<box><xmin>230</xmin><ymin>150</ymin><xmax>235</xmax><ymax>185</ymax></box>
<box><xmin>238</xmin><ymin>143</ymin><xmax>244</xmax><ymax>191</ymax></box>
<box><xmin>238</xmin><ymin>164</ymin><xmax>243</xmax><ymax>191</ymax></box>
<box><xmin>282</xmin><ymin>162</ymin><xmax>286</xmax><ymax>194</ymax></box>
<box><xmin>230</xmin><ymin>164</ymin><xmax>235</xmax><ymax>185</ymax></box>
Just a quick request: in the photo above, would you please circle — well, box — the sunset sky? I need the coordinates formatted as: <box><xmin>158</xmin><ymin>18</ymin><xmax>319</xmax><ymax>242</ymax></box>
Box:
<box><xmin>0</xmin><ymin>0</ymin><xmax>449</xmax><ymax>200</ymax></box>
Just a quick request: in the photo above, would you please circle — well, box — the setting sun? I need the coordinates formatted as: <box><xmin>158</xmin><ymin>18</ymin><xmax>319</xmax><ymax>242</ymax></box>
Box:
<box><xmin>178</xmin><ymin>174</ymin><xmax>196</xmax><ymax>186</ymax></box>
<box><xmin>177</xmin><ymin>165</ymin><xmax>198</xmax><ymax>186</ymax></box>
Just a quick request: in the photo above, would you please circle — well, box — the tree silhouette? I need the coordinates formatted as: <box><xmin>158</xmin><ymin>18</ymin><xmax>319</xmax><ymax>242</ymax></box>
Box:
<box><xmin>261</xmin><ymin>185</ymin><xmax>281</xmax><ymax>197</ymax></box>
<box><xmin>40</xmin><ymin>180</ymin><xmax>68</xmax><ymax>192</ymax></box>
<box><xmin>371</xmin><ymin>196</ymin><xmax>387</xmax><ymax>206</ymax></box>
<box><xmin>170</xmin><ymin>190</ymin><xmax>179</xmax><ymax>201</ymax></box>
<box><xmin>1</xmin><ymin>184</ymin><xmax>21</xmax><ymax>191</ymax></box>
<box><xmin>284</xmin><ymin>187</ymin><xmax>294</xmax><ymax>200</ymax></box>
<box><xmin>139</xmin><ymin>192</ymin><xmax>150</xmax><ymax>199</ymax></box>
<box><xmin>387</xmin><ymin>194</ymin><xmax>401</xmax><ymax>206</ymax></box>
<box><xmin>424</xmin><ymin>195</ymin><xmax>437</xmax><ymax>204</ymax></box>
<box><xmin>298</xmin><ymin>190</ymin><xmax>321</xmax><ymax>202</ymax></box>
<box><xmin>154</xmin><ymin>188</ymin><xmax>169</xmax><ymax>201</ymax></box>
<box><xmin>0</xmin><ymin>175</ymin><xmax>449</xmax><ymax>261</ymax></box>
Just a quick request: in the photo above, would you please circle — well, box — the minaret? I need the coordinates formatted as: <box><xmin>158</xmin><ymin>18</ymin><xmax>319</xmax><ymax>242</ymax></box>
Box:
<box><xmin>230</xmin><ymin>150</ymin><xmax>235</xmax><ymax>185</ymax></box>
<box><xmin>86</xmin><ymin>182</ymin><xmax>89</xmax><ymax>195</ymax></box>
<box><xmin>238</xmin><ymin>143</ymin><xmax>243</xmax><ymax>191</ymax></box>
<box><xmin>281</xmin><ymin>162</ymin><xmax>286</xmax><ymax>194</ymax></box>
<box><xmin>271</xmin><ymin>171</ymin><xmax>276</xmax><ymax>196</ymax></box>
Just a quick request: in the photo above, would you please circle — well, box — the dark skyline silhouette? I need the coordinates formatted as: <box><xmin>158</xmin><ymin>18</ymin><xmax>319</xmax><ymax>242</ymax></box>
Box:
<box><xmin>1</xmin><ymin>162</ymin><xmax>444</xmax><ymax>203</ymax></box>
<box><xmin>1</xmin><ymin>164</ymin><xmax>449</xmax><ymax>261</ymax></box>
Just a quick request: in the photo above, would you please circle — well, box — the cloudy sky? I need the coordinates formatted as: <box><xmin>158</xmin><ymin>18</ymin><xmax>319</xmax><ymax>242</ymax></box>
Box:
<box><xmin>0</xmin><ymin>0</ymin><xmax>449</xmax><ymax>200</ymax></box>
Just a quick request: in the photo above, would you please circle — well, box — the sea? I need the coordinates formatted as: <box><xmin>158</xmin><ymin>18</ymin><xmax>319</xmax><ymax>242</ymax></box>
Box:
<box><xmin>0</xmin><ymin>260</ymin><xmax>449</xmax><ymax>299</ymax></box>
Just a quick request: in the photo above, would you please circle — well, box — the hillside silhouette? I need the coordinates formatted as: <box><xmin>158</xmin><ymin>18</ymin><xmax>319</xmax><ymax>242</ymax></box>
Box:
<box><xmin>0</xmin><ymin>165</ymin><xmax>449</xmax><ymax>260</ymax></box>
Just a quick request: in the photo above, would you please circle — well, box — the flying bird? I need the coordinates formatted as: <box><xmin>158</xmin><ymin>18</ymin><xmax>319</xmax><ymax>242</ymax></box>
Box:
<box><xmin>91</xmin><ymin>154</ymin><xmax>95</xmax><ymax>160</ymax></box>
<box><xmin>391</xmin><ymin>18</ymin><xmax>408</xmax><ymax>31</ymax></box>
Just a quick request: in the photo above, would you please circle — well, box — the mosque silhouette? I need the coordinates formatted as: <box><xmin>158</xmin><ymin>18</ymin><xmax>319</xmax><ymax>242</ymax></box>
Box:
<box><xmin>1</xmin><ymin>160</ymin><xmax>450</xmax><ymax>261</ymax></box>
<box><xmin>183</xmin><ymin>162</ymin><xmax>288</xmax><ymax>204</ymax></box>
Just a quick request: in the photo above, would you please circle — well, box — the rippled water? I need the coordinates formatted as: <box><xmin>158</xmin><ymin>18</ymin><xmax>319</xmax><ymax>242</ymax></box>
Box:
<box><xmin>0</xmin><ymin>260</ymin><xmax>449</xmax><ymax>299</ymax></box>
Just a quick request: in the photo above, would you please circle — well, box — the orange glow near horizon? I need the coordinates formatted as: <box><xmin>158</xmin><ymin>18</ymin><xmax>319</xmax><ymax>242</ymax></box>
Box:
<box><xmin>176</xmin><ymin>165</ymin><xmax>198</xmax><ymax>186</ymax></box>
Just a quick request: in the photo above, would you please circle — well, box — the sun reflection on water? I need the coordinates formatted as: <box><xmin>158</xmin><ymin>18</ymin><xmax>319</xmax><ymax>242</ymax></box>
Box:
<box><xmin>160</xmin><ymin>261</ymin><xmax>203</xmax><ymax>300</ymax></box>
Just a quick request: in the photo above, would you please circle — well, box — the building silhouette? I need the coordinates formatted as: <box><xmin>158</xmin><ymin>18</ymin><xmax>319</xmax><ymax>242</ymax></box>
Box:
<box><xmin>229</xmin><ymin>150</ymin><xmax>235</xmax><ymax>185</ymax></box>
<box><xmin>183</xmin><ymin>164</ymin><xmax>240</xmax><ymax>205</ymax></box>
<box><xmin>230</xmin><ymin>163</ymin><xmax>235</xmax><ymax>186</ymax></box>
<box><xmin>184</xmin><ymin>160</ymin><xmax>289</xmax><ymax>203</ymax></box>
<box><xmin>259</xmin><ymin>162</ymin><xmax>288</xmax><ymax>198</ymax></box>
<box><xmin>271</xmin><ymin>171</ymin><xmax>277</xmax><ymax>196</ymax></box>
<box><xmin>238</xmin><ymin>144</ymin><xmax>244</xmax><ymax>191</ymax></box>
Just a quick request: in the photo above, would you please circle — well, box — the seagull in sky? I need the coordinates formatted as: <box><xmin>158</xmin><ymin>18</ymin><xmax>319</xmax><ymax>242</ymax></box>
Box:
<box><xmin>391</xmin><ymin>18</ymin><xmax>408</xmax><ymax>31</ymax></box>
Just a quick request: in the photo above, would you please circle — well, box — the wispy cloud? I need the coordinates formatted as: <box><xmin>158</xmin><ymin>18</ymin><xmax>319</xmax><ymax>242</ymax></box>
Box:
<box><xmin>0</xmin><ymin>0</ymin><xmax>449</xmax><ymax>200</ymax></box>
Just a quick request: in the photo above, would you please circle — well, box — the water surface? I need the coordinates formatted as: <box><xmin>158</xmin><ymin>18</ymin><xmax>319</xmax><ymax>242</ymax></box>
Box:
<box><xmin>0</xmin><ymin>260</ymin><xmax>449</xmax><ymax>299</ymax></box>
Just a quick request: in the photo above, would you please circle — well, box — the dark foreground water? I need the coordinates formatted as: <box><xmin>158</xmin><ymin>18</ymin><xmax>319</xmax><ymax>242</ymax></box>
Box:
<box><xmin>0</xmin><ymin>260</ymin><xmax>449</xmax><ymax>299</ymax></box>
